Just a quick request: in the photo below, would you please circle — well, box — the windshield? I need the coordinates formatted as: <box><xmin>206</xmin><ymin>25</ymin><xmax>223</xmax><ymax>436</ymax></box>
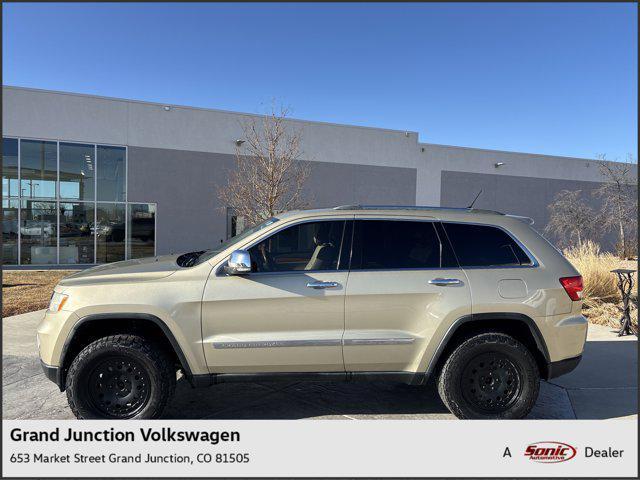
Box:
<box><xmin>194</xmin><ymin>217</ymin><xmax>280</xmax><ymax>265</ymax></box>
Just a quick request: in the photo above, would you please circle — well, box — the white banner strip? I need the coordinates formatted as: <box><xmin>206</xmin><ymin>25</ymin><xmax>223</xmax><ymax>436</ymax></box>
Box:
<box><xmin>2</xmin><ymin>420</ymin><xmax>637</xmax><ymax>477</ymax></box>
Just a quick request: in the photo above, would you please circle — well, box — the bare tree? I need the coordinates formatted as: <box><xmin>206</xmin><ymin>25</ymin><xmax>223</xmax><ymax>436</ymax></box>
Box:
<box><xmin>594</xmin><ymin>155</ymin><xmax>638</xmax><ymax>259</ymax></box>
<box><xmin>218</xmin><ymin>106</ymin><xmax>311</xmax><ymax>228</ymax></box>
<box><xmin>545</xmin><ymin>189</ymin><xmax>599</xmax><ymax>247</ymax></box>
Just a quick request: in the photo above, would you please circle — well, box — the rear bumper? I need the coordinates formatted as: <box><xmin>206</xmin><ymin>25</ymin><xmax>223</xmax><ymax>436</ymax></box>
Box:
<box><xmin>40</xmin><ymin>360</ymin><xmax>63</xmax><ymax>391</ymax></box>
<box><xmin>546</xmin><ymin>354</ymin><xmax>582</xmax><ymax>380</ymax></box>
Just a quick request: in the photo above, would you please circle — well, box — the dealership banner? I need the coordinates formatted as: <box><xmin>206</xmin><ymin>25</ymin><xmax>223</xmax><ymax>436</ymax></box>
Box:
<box><xmin>2</xmin><ymin>420</ymin><xmax>637</xmax><ymax>477</ymax></box>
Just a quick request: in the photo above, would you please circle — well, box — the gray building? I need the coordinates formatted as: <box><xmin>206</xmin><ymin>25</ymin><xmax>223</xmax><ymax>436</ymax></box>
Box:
<box><xmin>2</xmin><ymin>86</ymin><xmax>633</xmax><ymax>267</ymax></box>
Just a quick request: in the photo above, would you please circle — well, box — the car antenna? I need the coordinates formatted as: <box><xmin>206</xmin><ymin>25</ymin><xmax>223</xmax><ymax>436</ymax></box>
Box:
<box><xmin>467</xmin><ymin>189</ymin><xmax>483</xmax><ymax>209</ymax></box>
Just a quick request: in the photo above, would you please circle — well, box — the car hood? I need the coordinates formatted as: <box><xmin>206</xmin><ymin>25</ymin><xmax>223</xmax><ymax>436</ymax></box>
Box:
<box><xmin>58</xmin><ymin>255</ymin><xmax>180</xmax><ymax>287</ymax></box>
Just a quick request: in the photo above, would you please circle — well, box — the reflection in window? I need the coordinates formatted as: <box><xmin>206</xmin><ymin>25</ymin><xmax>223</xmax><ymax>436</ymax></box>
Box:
<box><xmin>128</xmin><ymin>204</ymin><xmax>156</xmax><ymax>259</ymax></box>
<box><xmin>20</xmin><ymin>140</ymin><xmax>57</xmax><ymax>198</ymax></box>
<box><xmin>351</xmin><ymin>220</ymin><xmax>449</xmax><ymax>270</ymax></box>
<box><xmin>2</xmin><ymin>138</ymin><xmax>19</xmax><ymax>198</ymax></box>
<box><xmin>249</xmin><ymin>221</ymin><xmax>344</xmax><ymax>272</ymax></box>
<box><xmin>60</xmin><ymin>142</ymin><xmax>94</xmax><ymax>201</ymax></box>
<box><xmin>442</xmin><ymin>223</ymin><xmax>533</xmax><ymax>267</ymax></box>
<box><xmin>59</xmin><ymin>202</ymin><xmax>95</xmax><ymax>264</ymax></box>
<box><xmin>96</xmin><ymin>203</ymin><xmax>125</xmax><ymax>263</ymax></box>
<box><xmin>2</xmin><ymin>199</ymin><xmax>19</xmax><ymax>264</ymax></box>
<box><xmin>97</xmin><ymin>146</ymin><xmax>126</xmax><ymax>202</ymax></box>
<box><xmin>20</xmin><ymin>200</ymin><xmax>57</xmax><ymax>265</ymax></box>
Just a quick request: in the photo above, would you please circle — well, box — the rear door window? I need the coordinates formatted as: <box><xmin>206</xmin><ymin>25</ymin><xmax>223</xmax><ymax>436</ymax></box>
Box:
<box><xmin>442</xmin><ymin>223</ymin><xmax>533</xmax><ymax>267</ymax></box>
<box><xmin>350</xmin><ymin>220</ymin><xmax>455</xmax><ymax>270</ymax></box>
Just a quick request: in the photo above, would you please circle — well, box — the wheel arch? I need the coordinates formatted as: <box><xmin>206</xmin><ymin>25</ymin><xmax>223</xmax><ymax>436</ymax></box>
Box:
<box><xmin>425</xmin><ymin>313</ymin><xmax>551</xmax><ymax>381</ymax></box>
<box><xmin>58</xmin><ymin>313</ymin><xmax>194</xmax><ymax>391</ymax></box>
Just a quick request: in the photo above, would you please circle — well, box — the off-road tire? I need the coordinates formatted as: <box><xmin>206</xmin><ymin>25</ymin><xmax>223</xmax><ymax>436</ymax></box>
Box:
<box><xmin>437</xmin><ymin>332</ymin><xmax>540</xmax><ymax>419</ymax></box>
<box><xmin>66</xmin><ymin>334</ymin><xmax>176</xmax><ymax>419</ymax></box>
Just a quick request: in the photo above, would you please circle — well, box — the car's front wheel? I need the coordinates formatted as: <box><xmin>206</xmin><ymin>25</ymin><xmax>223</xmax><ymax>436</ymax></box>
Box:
<box><xmin>66</xmin><ymin>334</ymin><xmax>176</xmax><ymax>419</ymax></box>
<box><xmin>437</xmin><ymin>332</ymin><xmax>540</xmax><ymax>419</ymax></box>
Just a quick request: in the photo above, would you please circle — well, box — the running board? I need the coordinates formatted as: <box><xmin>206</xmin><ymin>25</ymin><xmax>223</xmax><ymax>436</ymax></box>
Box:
<box><xmin>190</xmin><ymin>371</ymin><xmax>427</xmax><ymax>387</ymax></box>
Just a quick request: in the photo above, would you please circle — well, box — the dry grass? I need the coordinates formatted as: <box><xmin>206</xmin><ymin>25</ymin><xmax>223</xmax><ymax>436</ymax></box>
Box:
<box><xmin>564</xmin><ymin>241</ymin><xmax>638</xmax><ymax>330</ymax></box>
<box><xmin>563</xmin><ymin>241</ymin><xmax>622</xmax><ymax>307</ymax></box>
<box><xmin>2</xmin><ymin>270</ymin><xmax>78</xmax><ymax>318</ymax></box>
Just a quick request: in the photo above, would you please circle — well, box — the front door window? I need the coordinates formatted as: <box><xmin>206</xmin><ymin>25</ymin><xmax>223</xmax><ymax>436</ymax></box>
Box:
<box><xmin>248</xmin><ymin>221</ymin><xmax>345</xmax><ymax>272</ymax></box>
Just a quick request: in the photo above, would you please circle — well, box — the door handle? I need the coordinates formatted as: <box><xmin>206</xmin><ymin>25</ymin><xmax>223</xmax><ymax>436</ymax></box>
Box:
<box><xmin>306</xmin><ymin>281</ymin><xmax>341</xmax><ymax>289</ymax></box>
<box><xmin>428</xmin><ymin>278</ymin><xmax>462</xmax><ymax>286</ymax></box>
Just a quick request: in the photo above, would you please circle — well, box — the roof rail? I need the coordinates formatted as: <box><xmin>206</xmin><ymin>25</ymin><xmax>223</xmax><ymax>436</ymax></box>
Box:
<box><xmin>506</xmin><ymin>214</ymin><xmax>535</xmax><ymax>225</ymax></box>
<box><xmin>332</xmin><ymin>204</ymin><xmax>505</xmax><ymax>215</ymax></box>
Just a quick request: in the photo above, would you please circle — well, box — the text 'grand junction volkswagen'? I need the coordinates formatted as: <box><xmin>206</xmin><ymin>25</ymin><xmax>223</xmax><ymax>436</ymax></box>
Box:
<box><xmin>37</xmin><ymin>205</ymin><xmax>587</xmax><ymax>419</ymax></box>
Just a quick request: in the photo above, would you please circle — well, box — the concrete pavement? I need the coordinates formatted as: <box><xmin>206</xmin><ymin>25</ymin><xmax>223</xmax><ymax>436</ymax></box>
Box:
<box><xmin>2</xmin><ymin>309</ymin><xmax>637</xmax><ymax>420</ymax></box>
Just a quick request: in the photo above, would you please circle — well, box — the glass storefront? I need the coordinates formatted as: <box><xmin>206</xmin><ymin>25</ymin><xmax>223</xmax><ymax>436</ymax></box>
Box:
<box><xmin>1</xmin><ymin>137</ymin><xmax>156</xmax><ymax>266</ymax></box>
<box><xmin>127</xmin><ymin>204</ymin><xmax>156</xmax><ymax>259</ymax></box>
<box><xmin>96</xmin><ymin>203</ymin><xmax>126</xmax><ymax>263</ymax></box>
<box><xmin>20</xmin><ymin>200</ymin><xmax>58</xmax><ymax>264</ymax></box>
<box><xmin>2</xmin><ymin>198</ymin><xmax>19</xmax><ymax>264</ymax></box>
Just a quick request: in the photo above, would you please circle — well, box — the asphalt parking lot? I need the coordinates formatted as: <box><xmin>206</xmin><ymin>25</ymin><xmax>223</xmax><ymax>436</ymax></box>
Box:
<box><xmin>3</xmin><ymin>310</ymin><xmax>637</xmax><ymax>420</ymax></box>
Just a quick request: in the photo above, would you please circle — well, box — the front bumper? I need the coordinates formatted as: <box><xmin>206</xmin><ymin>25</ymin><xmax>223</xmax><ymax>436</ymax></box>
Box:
<box><xmin>546</xmin><ymin>354</ymin><xmax>582</xmax><ymax>380</ymax></box>
<box><xmin>40</xmin><ymin>360</ymin><xmax>63</xmax><ymax>390</ymax></box>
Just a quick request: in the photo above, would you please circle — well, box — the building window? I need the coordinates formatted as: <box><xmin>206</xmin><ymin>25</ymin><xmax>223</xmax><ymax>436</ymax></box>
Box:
<box><xmin>2</xmin><ymin>136</ymin><xmax>155</xmax><ymax>265</ymax></box>
<box><xmin>96</xmin><ymin>203</ymin><xmax>126</xmax><ymax>263</ymax></box>
<box><xmin>20</xmin><ymin>200</ymin><xmax>57</xmax><ymax>265</ymax></box>
<box><xmin>2</xmin><ymin>138</ymin><xmax>19</xmax><ymax>198</ymax></box>
<box><xmin>20</xmin><ymin>139</ymin><xmax>57</xmax><ymax>199</ymax></box>
<box><xmin>97</xmin><ymin>145</ymin><xmax>126</xmax><ymax>202</ymax></box>
<box><xmin>2</xmin><ymin>199</ymin><xmax>19</xmax><ymax>264</ymax></box>
<box><xmin>59</xmin><ymin>142</ymin><xmax>95</xmax><ymax>201</ymax></box>
<box><xmin>128</xmin><ymin>203</ymin><xmax>156</xmax><ymax>259</ymax></box>
<box><xmin>59</xmin><ymin>202</ymin><xmax>95</xmax><ymax>264</ymax></box>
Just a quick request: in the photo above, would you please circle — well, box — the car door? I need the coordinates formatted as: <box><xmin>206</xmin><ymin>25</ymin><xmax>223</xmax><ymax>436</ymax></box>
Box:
<box><xmin>343</xmin><ymin>216</ymin><xmax>472</xmax><ymax>373</ymax></box>
<box><xmin>201</xmin><ymin>218</ymin><xmax>350</xmax><ymax>373</ymax></box>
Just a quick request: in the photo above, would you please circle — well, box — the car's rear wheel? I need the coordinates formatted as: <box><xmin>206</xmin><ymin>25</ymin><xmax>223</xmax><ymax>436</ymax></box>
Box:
<box><xmin>66</xmin><ymin>334</ymin><xmax>175</xmax><ymax>419</ymax></box>
<box><xmin>437</xmin><ymin>332</ymin><xmax>540</xmax><ymax>419</ymax></box>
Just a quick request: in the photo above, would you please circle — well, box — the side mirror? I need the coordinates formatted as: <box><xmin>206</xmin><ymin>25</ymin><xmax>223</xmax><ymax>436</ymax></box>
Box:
<box><xmin>225</xmin><ymin>250</ymin><xmax>252</xmax><ymax>275</ymax></box>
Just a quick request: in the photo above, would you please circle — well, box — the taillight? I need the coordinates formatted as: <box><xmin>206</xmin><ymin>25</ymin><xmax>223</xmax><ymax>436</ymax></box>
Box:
<box><xmin>560</xmin><ymin>276</ymin><xmax>583</xmax><ymax>301</ymax></box>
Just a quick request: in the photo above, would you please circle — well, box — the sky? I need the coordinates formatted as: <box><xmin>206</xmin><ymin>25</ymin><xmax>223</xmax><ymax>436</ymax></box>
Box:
<box><xmin>2</xmin><ymin>2</ymin><xmax>637</xmax><ymax>160</ymax></box>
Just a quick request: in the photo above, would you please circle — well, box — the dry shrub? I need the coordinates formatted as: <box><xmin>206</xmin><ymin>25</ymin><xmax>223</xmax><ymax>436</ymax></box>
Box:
<box><xmin>584</xmin><ymin>299</ymin><xmax>638</xmax><ymax>330</ymax></box>
<box><xmin>563</xmin><ymin>241</ymin><xmax>638</xmax><ymax>332</ymax></box>
<box><xmin>563</xmin><ymin>241</ymin><xmax>620</xmax><ymax>307</ymax></box>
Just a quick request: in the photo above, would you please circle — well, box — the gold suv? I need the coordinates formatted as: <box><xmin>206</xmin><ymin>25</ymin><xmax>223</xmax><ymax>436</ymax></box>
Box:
<box><xmin>38</xmin><ymin>205</ymin><xmax>587</xmax><ymax>419</ymax></box>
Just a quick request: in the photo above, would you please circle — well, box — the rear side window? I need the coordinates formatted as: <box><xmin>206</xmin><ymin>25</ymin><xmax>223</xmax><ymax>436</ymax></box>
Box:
<box><xmin>442</xmin><ymin>223</ymin><xmax>533</xmax><ymax>267</ymax></box>
<box><xmin>350</xmin><ymin>220</ymin><xmax>455</xmax><ymax>270</ymax></box>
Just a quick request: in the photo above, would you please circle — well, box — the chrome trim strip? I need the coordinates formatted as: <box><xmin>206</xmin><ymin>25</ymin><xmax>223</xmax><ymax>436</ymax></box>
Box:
<box><xmin>343</xmin><ymin>338</ymin><xmax>416</xmax><ymax>346</ymax></box>
<box><xmin>212</xmin><ymin>339</ymin><xmax>342</xmax><ymax>349</ymax></box>
<box><xmin>212</xmin><ymin>337</ymin><xmax>416</xmax><ymax>348</ymax></box>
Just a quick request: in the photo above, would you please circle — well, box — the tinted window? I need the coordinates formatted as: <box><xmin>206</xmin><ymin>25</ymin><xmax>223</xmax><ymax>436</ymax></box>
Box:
<box><xmin>443</xmin><ymin>223</ymin><xmax>533</xmax><ymax>267</ymax></box>
<box><xmin>96</xmin><ymin>203</ymin><xmax>125</xmax><ymax>262</ymax></box>
<box><xmin>20</xmin><ymin>140</ymin><xmax>57</xmax><ymax>199</ymax></box>
<box><xmin>351</xmin><ymin>220</ymin><xmax>451</xmax><ymax>270</ymax></box>
<box><xmin>249</xmin><ymin>221</ymin><xmax>344</xmax><ymax>272</ymax></box>
<box><xmin>22</xmin><ymin>200</ymin><xmax>58</xmax><ymax>265</ymax></box>
<box><xmin>97</xmin><ymin>146</ymin><xmax>126</xmax><ymax>202</ymax></box>
<box><xmin>59</xmin><ymin>202</ymin><xmax>95</xmax><ymax>264</ymax></box>
<box><xmin>2</xmin><ymin>138</ymin><xmax>19</xmax><ymax>198</ymax></box>
<box><xmin>128</xmin><ymin>203</ymin><xmax>156</xmax><ymax>259</ymax></box>
<box><xmin>3</xmin><ymin>199</ymin><xmax>19</xmax><ymax>264</ymax></box>
<box><xmin>60</xmin><ymin>142</ymin><xmax>95</xmax><ymax>201</ymax></box>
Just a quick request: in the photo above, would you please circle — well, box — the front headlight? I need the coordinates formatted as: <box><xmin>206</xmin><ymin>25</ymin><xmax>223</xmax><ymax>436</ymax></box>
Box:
<box><xmin>48</xmin><ymin>292</ymin><xmax>69</xmax><ymax>312</ymax></box>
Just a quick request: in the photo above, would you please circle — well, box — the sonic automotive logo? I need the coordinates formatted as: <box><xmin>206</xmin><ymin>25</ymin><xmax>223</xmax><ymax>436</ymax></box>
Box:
<box><xmin>524</xmin><ymin>441</ymin><xmax>577</xmax><ymax>463</ymax></box>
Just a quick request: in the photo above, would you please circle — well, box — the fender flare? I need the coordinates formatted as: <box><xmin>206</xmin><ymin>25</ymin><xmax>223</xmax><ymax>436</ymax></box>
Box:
<box><xmin>58</xmin><ymin>313</ymin><xmax>194</xmax><ymax>389</ymax></box>
<box><xmin>424</xmin><ymin>312</ymin><xmax>551</xmax><ymax>379</ymax></box>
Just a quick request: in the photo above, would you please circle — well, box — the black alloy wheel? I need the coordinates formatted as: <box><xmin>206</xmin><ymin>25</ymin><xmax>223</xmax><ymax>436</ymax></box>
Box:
<box><xmin>87</xmin><ymin>356</ymin><xmax>151</xmax><ymax>418</ymax></box>
<box><xmin>437</xmin><ymin>332</ymin><xmax>540</xmax><ymax>419</ymax></box>
<box><xmin>66</xmin><ymin>334</ymin><xmax>176</xmax><ymax>419</ymax></box>
<box><xmin>460</xmin><ymin>352</ymin><xmax>522</xmax><ymax>413</ymax></box>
